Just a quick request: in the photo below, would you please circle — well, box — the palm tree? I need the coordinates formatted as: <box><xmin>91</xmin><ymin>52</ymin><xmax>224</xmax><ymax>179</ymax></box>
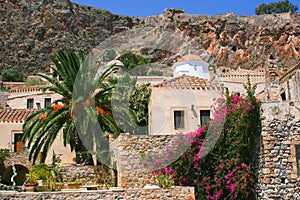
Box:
<box><xmin>23</xmin><ymin>50</ymin><xmax>120</xmax><ymax>163</ymax></box>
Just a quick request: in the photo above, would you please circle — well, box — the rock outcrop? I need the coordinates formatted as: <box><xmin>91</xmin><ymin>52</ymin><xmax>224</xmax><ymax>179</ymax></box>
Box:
<box><xmin>1</xmin><ymin>1</ymin><xmax>300</xmax><ymax>73</ymax></box>
<box><xmin>0</xmin><ymin>0</ymin><xmax>136</xmax><ymax>72</ymax></box>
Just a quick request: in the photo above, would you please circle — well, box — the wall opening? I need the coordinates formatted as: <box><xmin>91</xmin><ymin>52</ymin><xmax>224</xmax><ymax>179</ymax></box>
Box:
<box><xmin>1</xmin><ymin>164</ymin><xmax>29</xmax><ymax>186</ymax></box>
<box><xmin>280</xmin><ymin>92</ymin><xmax>286</xmax><ymax>101</ymax></box>
<box><xmin>296</xmin><ymin>145</ymin><xmax>300</xmax><ymax>177</ymax></box>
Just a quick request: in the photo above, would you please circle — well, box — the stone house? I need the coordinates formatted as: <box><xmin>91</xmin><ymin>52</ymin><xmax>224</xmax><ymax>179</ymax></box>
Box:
<box><xmin>278</xmin><ymin>62</ymin><xmax>300</xmax><ymax>102</ymax></box>
<box><xmin>0</xmin><ymin>108</ymin><xmax>74</xmax><ymax>165</ymax></box>
<box><xmin>0</xmin><ymin>84</ymin><xmax>74</xmax><ymax>166</ymax></box>
<box><xmin>7</xmin><ymin>85</ymin><xmax>61</xmax><ymax>109</ymax></box>
<box><xmin>212</xmin><ymin>66</ymin><xmax>266</xmax><ymax>96</ymax></box>
<box><xmin>148</xmin><ymin>75</ymin><xmax>225</xmax><ymax>135</ymax></box>
<box><xmin>257</xmin><ymin>62</ymin><xmax>300</xmax><ymax>199</ymax></box>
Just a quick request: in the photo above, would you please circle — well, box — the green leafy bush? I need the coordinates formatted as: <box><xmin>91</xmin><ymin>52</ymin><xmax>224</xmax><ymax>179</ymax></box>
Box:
<box><xmin>26</xmin><ymin>163</ymin><xmax>61</xmax><ymax>191</ymax></box>
<box><xmin>2</xmin><ymin>69</ymin><xmax>26</xmax><ymax>82</ymax></box>
<box><xmin>25</xmin><ymin>78</ymin><xmax>46</xmax><ymax>86</ymax></box>
<box><xmin>117</xmin><ymin>51</ymin><xmax>150</xmax><ymax>70</ymax></box>
<box><xmin>0</xmin><ymin>149</ymin><xmax>9</xmax><ymax>162</ymax></box>
<box><xmin>147</xmin><ymin>70</ymin><xmax>163</xmax><ymax>76</ymax></box>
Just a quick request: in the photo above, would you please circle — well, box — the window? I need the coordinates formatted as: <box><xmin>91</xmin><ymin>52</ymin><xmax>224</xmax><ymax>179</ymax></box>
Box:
<box><xmin>44</xmin><ymin>98</ymin><xmax>51</xmax><ymax>108</ymax></box>
<box><xmin>27</xmin><ymin>99</ymin><xmax>34</xmax><ymax>109</ymax></box>
<box><xmin>200</xmin><ymin>110</ymin><xmax>210</xmax><ymax>126</ymax></box>
<box><xmin>174</xmin><ymin>110</ymin><xmax>185</xmax><ymax>129</ymax></box>
<box><xmin>297</xmin><ymin>145</ymin><xmax>300</xmax><ymax>176</ymax></box>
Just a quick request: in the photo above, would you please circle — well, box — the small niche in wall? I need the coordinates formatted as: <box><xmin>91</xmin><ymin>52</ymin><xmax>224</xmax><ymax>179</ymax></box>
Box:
<box><xmin>296</xmin><ymin>145</ymin><xmax>300</xmax><ymax>176</ymax></box>
<box><xmin>280</xmin><ymin>92</ymin><xmax>286</xmax><ymax>101</ymax></box>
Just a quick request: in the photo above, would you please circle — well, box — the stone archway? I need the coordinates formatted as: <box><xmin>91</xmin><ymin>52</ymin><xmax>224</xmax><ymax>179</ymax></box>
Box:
<box><xmin>3</xmin><ymin>152</ymin><xmax>33</xmax><ymax>170</ymax></box>
<box><xmin>1</xmin><ymin>152</ymin><xmax>34</xmax><ymax>186</ymax></box>
<box><xmin>2</xmin><ymin>164</ymin><xmax>29</xmax><ymax>186</ymax></box>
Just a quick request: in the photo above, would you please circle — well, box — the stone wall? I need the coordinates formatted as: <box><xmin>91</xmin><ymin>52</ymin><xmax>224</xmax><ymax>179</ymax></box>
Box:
<box><xmin>58</xmin><ymin>165</ymin><xmax>113</xmax><ymax>186</ymax></box>
<box><xmin>257</xmin><ymin>101</ymin><xmax>300</xmax><ymax>199</ymax></box>
<box><xmin>0</xmin><ymin>91</ymin><xmax>8</xmax><ymax>108</ymax></box>
<box><xmin>111</xmin><ymin>134</ymin><xmax>188</xmax><ymax>188</ymax></box>
<box><xmin>0</xmin><ymin>187</ymin><xmax>195</xmax><ymax>200</ymax></box>
<box><xmin>4</xmin><ymin>152</ymin><xmax>33</xmax><ymax>170</ymax></box>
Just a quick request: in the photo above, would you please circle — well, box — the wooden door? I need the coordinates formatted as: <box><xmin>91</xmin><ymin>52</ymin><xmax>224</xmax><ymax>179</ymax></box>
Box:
<box><xmin>14</xmin><ymin>133</ymin><xmax>25</xmax><ymax>152</ymax></box>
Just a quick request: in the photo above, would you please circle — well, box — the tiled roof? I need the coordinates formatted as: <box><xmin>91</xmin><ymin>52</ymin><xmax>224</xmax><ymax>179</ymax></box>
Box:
<box><xmin>153</xmin><ymin>75</ymin><xmax>224</xmax><ymax>91</ymax></box>
<box><xmin>279</xmin><ymin>62</ymin><xmax>300</xmax><ymax>81</ymax></box>
<box><xmin>0</xmin><ymin>109</ymin><xmax>36</xmax><ymax>123</ymax></box>
<box><xmin>9</xmin><ymin>85</ymin><xmax>45</xmax><ymax>93</ymax></box>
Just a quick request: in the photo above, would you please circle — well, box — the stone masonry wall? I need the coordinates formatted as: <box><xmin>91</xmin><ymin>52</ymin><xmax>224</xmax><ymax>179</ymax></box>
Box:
<box><xmin>111</xmin><ymin>134</ymin><xmax>187</xmax><ymax>188</ymax></box>
<box><xmin>0</xmin><ymin>91</ymin><xmax>8</xmax><ymax>108</ymax></box>
<box><xmin>0</xmin><ymin>187</ymin><xmax>195</xmax><ymax>200</ymax></box>
<box><xmin>258</xmin><ymin>101</ymin><xmax>300</xmax><ymax>199</ymax></box>
<box><xmin>4</xmin><ymin>152</ymin><xmax>33</xmax><ymax>170</ymax></box>
<box><xmin>58</xmin><ymin>165</ymin><xmax>106</xmax><ymax>186</ymax></box>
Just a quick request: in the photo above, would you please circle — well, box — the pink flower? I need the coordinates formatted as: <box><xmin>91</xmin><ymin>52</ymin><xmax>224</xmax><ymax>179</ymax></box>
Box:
<box><xmin>215</xmin><ymin>189</ymin><xmax>223</xmax><ymax>199</ymax></box>
<box><xmin>241</xmin><ymin>163</ymin><xmax>246</xmax><ymax>169</ymax></box>
<box><xmin>164</xmin><ymin>168</ymin><xmax>173</xmax><ymax>174</ymax></box>
<box><xmin>193</xmin><ymin>154</ymin><xmax>199</xmax><ymax>163</ymax></box>
<box><xmin>179</xmin><ymin>182</ymin><xmax>183</xmax><ymax>186</ymax></box>
<box><xmin>224</xmin><ymin>108</ymin><xmax>230</xmax><ymax>115</ymax></box>
<box><xmin>218</xmin><ymin>163</ymin><xmax>225</xmax><ymax>169</ymax></box>
<box><xmin>155</xmin><ymin>159</ymin><xmax>161</xmax><ymax>164</ymax></box>
<box><xmin>225</xmin><ymin>172</ymin><xmax>233</xmax><ymax>179</ymax></box>
<box><xmin>228</xmin><ymin>183</ymin><xmax>235</xmax><ymax>192</ymax></box>
<box><xmin>185</xmin><ymin>131</ymin><xmax>196</xmax><ymax>138</ymax></box>
<box><xmin>197</xmin><ymin>126</ymin><xmax>205</xmax><ymax>137</ymax></box>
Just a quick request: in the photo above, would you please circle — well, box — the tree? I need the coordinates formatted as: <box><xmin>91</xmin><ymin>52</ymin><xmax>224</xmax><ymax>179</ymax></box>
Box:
<box><xmin>117</xmin><ymin>51</ymin><xmax>150</xmax><ymax>71</ymax></box>
<box><xmin>2</xmin><ymin>69</ymin><xmax>26</xmax><ymax>82</ymax></box>
<box><xmin>255</xmin><ymin>0</ymin><xmax>298</xmax><ymax>15</ymax></box>
<box><xmin>109</xmin><ymin>75</ymin><xmax>151</xmax><ymax>135</ymax></box>
<box><xmin>22</xmin><ymin>50</ymin><xmax>120</xmax><ymax>163</ymax></box>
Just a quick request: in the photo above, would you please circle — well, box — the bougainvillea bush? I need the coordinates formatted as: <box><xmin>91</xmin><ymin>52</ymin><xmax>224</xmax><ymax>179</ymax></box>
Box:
<box><xmin>155</xmin><ymin>81</ymin><xmax>261</xmax><ymax>199</ymax></box>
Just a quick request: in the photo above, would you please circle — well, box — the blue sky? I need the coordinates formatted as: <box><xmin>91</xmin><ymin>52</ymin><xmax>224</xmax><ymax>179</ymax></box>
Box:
<box><xmin>71</xmin><ymin>0</ymin><xmax>300</xmax><ymax>17</ymax></box>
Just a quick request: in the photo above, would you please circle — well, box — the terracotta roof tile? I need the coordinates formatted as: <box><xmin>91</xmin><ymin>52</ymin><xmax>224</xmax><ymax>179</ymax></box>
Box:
<box><xmin>0</xmin><ymin>109</ymin><xmax>36</xmax><ymax>123</ymax></box>
<box><xmin>153</xmin><ymin>75</ymin><xmax>224</xmax><ymax>91</ymax></box>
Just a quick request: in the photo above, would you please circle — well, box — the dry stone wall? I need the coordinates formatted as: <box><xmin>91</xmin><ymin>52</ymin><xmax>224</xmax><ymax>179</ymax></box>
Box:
<box><xmin>58</xmin><ymin>165</ymin><xmax>106</xmax><ymax>186</ymax></box>
<box><xmin>258</xmin><ymin>101</ymin><xmax>300</xmax><ymax>199</ymax></box>
<box><xmin>0</xmin><ymin>187</ymin><xmax>195</xmax><ymax>200</ymax></box>
<box><xmin>111</xmin><ymin>134</ymin><xmax>187</xmax><ymax>189</ymax></box>
<box><xmin>0</xmin><ymin>92</ymin><xmax>8</xmax><ymax>108</ymax></box>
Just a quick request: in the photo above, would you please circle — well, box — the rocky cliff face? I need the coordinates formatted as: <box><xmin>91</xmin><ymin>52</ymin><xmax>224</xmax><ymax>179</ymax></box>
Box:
<box><xmin>0</xmin><ymin>0</ymin><xmax>136</xmax><ymax>72</ymax></box>
<box><xmin>168</xmin><ymin>11</ymin><xmax>300</xmax><ymax>71</ymax></box>
<box><xmin>1</xmin><ymin>0</ymin><xmax>300</xmax><ymax>73</ymax></box>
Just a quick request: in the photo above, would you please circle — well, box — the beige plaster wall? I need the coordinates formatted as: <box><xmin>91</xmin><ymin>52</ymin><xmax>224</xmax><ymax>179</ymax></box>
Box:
<box><xmin>221</xmin><ymin>81</ymin><xmax>265</xmax><ymax>95</ymax></box>
<box><xmin>0</xmin><ymin>122</ymin><xmax>22</xmax><ymax>151</ymax></box>
<box><xmin>7</xmin><ymin>92</ymin><xmax>61</xmax><ymax>109</ymax></box>
<box><xmin>149</xmin><ymin>88</ymin><xmax>223</xmax><ymax>135</ymax></box>
<box><xmin>0</xmin><ymin>122</ymin><xmax>74</xmax><ymax>165</ymax></box>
